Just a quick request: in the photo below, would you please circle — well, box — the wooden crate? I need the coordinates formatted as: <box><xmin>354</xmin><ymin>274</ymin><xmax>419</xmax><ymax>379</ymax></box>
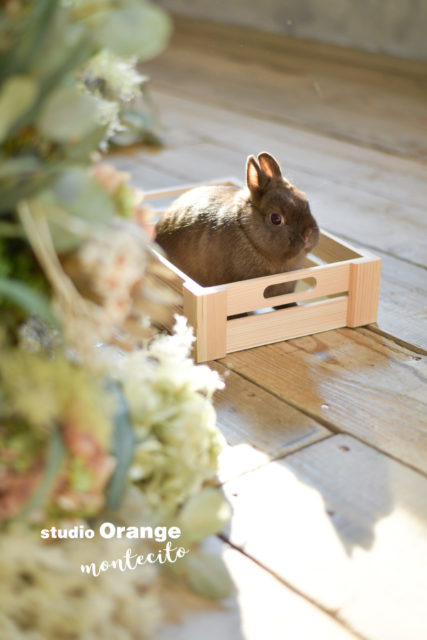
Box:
<box><xmin>145</xmin><ymin>180</ymin><xmax>382</xmax><ymax>363</ymax></box>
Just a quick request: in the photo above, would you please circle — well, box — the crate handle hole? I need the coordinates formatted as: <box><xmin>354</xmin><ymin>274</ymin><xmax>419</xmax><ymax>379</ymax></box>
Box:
<box><xmin>264</xmin><ymin>277</ymin><xmax>316</xmax><ymax>299</ymax></box>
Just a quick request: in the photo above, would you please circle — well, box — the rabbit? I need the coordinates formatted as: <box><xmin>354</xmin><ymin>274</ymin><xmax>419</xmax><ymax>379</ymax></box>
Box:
<box><xmin>155</xmin><ymin>152</ymin><xmax>319</xmax><ymax>298</ymax></box>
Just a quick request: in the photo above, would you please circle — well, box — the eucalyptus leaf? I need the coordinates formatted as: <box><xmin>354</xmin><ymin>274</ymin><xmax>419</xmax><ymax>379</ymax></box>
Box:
<box><xmin>0</xmin><ymin>0</ymin><xmax>57</xmax><ymax>82</ymax></box>
<box><xmin>54</xmin><ymin>167</ymin><xmax>115</xmax><ymax>220</ymax></box>
<box><xmin>0</xmin><ymin>156</ymin><xmax>41</xmax><ymax>180</ymax></box>
<box><xmin>0</xmin><ymin>277</ymin><xmax>57</xmax><ymax>326</ymax></box>
<box><xmin>37</xmin><ymin>84</ymin><xmax>100</xmax><ymax>143</ymax></box>
<box><xmin>29</xmin><ymin>197</ymin><xmax>84</xmax><ymax>253</ymax></box>
<box><xmin>0</xmin><ymin>75</ymin><xmax>38</xmax><ymax>142</ymax></box>
<box><xmin>43</xmin><ymin>168</ymin><xmax>116</xmax><ymax>251</ymax></box>
<box><xmin>93</xmin><ymin>3</ymin><xmax>172</xmax><ymax>60</ymax></box>
<box><xmin>186</xmin><ymin>552</ymin><xmax>235</xmax><ymax>600</ymax></box>
<box><xmin>0</xmin><ymin>222</ymin><xmax>24</xmax><ymax>238</ymax></box>
<box><xmin>179</xmin><ymin>488</ymin><xmax>232</xmax><ymax>543</ymax></box>
<box><xmin>0</xmin><ymin>171</ymin><xmax>57</xmax><ymax>215</ymax></box>
<box><xmin>32</xmin><ymin>12</ymin><xmax>89</xmax><ymax>86</ymax></box>
<box><xmin>65</xmin><ymin>125</ymin><xmax>108</xmax><ymax>163</ymax></box>
<box><xmin>105</xmin><ymin>380</ymin><xmax>136</xmax><ymax>510</ymax></box>
<box><xmin>15</xmin><ymin>428</ymin><xmax>65</xmax><ymax>521</ymax></box>
<box><xmin>111</xmin><ymin>108</ymin><xmax>162</xmax><ymax>147</ymax></box>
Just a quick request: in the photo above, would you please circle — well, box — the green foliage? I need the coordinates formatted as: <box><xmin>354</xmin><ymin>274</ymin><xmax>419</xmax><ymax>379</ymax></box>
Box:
<box><xmin>111</xmin><ymin>107</ymin><xmax>163</xmax><ymax>148</ymax></box>
<box><xmin>113</xmin><ymin>318</ymin><xmax>225</xmax><ymax>517</ymax></box>
<box><xmin>0</xmin><ymin>0</ymin><xmax>171</xmax><ymax>225</ymax></box>
<box><xmin>37</xmin><ymin>84</ymin><xmax>103</xmax><ymax>144</ymax></box>
<box><xmin>0</xmin><ymin>420</ymin><xmax>45</xmax><ymax>474</ymax></box>
<box><xmin>90</xmin><ymin>2</ymin><xmax>172</xmax><ymax>59</ymax></box>
<box><xmin>0</xmin><ymin>0</ymin><xmax>171</xmax><ymax>335</ymax></box>
<box><xmin>0</xmin><ymin>75</ymin><xmax>38</xmax><ymax>143</ymax></box>
<box><xmin>0</xmin><ymin>350</ymin><xmax>113</xmax><ymax>440</ymax></box>
<box><xmin>28</xmin><ymin>167</ymin><xmax>116</xmax><ymax>252</ymax></box>
<box><xmin>178</xmin><ymin>487</ymin><xmax>232</xmax><ymax>543</ymax></box>
<box><xmin>16</xmin><ymin>429</ymin><xmax>66</xmax><ymax>520</ymax></box>
<box><xmin>0</xmin><ymin>277</ymin><xmax>56</xmax><ymax>326</ymax></box>
<box><xmin>0</xmin><ymin>0</ymin><xmax>233</xmax><ymax>615</ymax></box>
<box><xmin>185</xmin><ymin>552</ymin><xmax>235</xmax><ymax>599</ymax></box>
<box><xmin>106</xmin><ymin>381</ymin><xmax>136</xmax><ymax>511</ymax></box>
<box><xmin>0</xmin><ymin>237</ymin><xmax>52</xmax><ymax>338</ymax></box>
<box><xmin>0</xmin><ymin>528</ymin><xmax>161</xmax><ymax>639</ymax></box>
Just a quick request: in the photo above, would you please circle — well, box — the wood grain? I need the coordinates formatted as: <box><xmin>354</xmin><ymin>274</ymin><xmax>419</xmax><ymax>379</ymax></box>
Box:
<box><xmin>220</xmin><ymin>329</ymin><xmax>427</xmax><ymax>474</ymax></box>
<box><xmin>110</xmin><ymin>99</ymin><xmax>427</xmax><ymax>351</ymax></box>
<box><xmin>373</xmin><ymin>251</ymin><xmax>427</xmax><ymax>353</ymax></box>
<box><xmin>227</xmin><ymin>297</ymin><xmax>349</xmax><ymax>353</ymax></box>
<box><xmin>108</xmin><ymin>20</ymin><xmax>427</xmax><ymax>640</ymax></box>
<box><xmin>183</xmin><ymin>282</ymin><xmax>227</xmax><ymax>362</ymax></box>
<box><xmin>160</xmin><ymin>537</ymin><xmax>360</xmax><ymax>640</ymax></box>
<box><xmin>148</xmin><ymin>87</ymin><xmax>427</xmax><ymax>211</ymax></box>
<box><xmin>226</xmin><ymin>261</ymin><xmax>351</xmax><ymax>315</ymax></box>
<box><xmin>133</xmin><ymin>132</ymin><xmax>427</xmax><ymax>268</ymax></box>
<box><xmin>209</xmin><ymin>362</ymin><xmax>330</xmax><ymax>482</ymax></box>
<box><xmin>223</xmin><ymin>434</ymin><xmax>427</xmax><ymax>640</ymax></box>
<box><xmin>347</xmin><ymin>257</ymin><xmax>382</xmax><ymax>327</ymax></box>
<box><xmin>145</xmin><ymin>17</ymin><xmax>427</xmax><ymax>159</ymax></box>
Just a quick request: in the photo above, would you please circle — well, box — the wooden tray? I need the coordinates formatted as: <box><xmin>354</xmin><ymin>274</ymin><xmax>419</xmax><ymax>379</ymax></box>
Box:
<box><xmin>146</xmin><ymin>180</ymin><xmax>381</xmax><ymax>363</ymax></box>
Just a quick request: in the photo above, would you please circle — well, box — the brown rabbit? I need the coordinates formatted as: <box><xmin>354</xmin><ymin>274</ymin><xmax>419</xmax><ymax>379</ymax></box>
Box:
<box><xmin>155</xmin><ymin>152</ymin><xmax>319</xmax><ymax>296</ymax></box>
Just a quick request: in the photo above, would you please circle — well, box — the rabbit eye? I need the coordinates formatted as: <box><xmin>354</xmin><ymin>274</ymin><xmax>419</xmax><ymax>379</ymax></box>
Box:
<box><xmin>270</xmin><ymin>213</ymin><xmax>284</xmax><ymax>226</ymax></box>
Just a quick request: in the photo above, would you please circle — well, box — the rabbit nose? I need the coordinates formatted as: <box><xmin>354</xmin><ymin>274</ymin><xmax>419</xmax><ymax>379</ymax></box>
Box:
<box><xmin>302</xmin><ymin>229</ymin><xmax>312</xmax><ymax>244</ymax></box>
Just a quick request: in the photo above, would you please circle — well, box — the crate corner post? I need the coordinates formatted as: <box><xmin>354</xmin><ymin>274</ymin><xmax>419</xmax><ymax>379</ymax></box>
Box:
<box><xmin>347</xmin><ymin>256</ymin><xmax>382</xmax><ymax>327</ymax></box>
<box><xmin>183</xmin><ymin>282</ymin><xmax>227</xmax><ymax>363</ymax></box>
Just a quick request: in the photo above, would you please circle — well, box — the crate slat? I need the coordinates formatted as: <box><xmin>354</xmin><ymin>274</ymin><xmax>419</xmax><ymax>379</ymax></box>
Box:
<box><xmin>315</xmin><ymin>230</ymin><xmax>362</xmax><ymax>262</ymax></box>
<box><xmin>226</xmin><ymin>297</ymin><xmax>348</xmax><ymax>353</ymax></box>
<box><xmin>226</xmin><ymin>261</ymin><xmax>351</xmax><ymax>315</ymax></box>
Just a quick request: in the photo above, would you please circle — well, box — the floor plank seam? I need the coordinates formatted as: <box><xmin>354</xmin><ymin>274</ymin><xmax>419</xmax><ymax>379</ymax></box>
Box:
<box><xmin>319</xmin><ymin>228</ymin><xmax>427</xmax><ymax>272</ymax></box>
<box><xmin>217</xmin><ymin>362</ymin><xmax>341</xmax><ymax>432</ymax></box>
<box><xmin>218</xmin><ymin>363</ymin><xmax>427</xmax><ymax>479</ymax></box>
<box><xmin>353</xmin><ymin>327</ymin><xmax>427</xmax><ymax>363</ymax></box>
<box><xmin>124</xmin><ymin>105</ymin><xmax>427</xmax><ymax>275</ymax></box>
<box><xmin>150</xmin><ymin>81</ymin><xmax>427</xmax><ymax>163</ymax></box>
<box><xmin>363</xmin><ymin>325</ymin><xmax>427</xmax><ymax>357</ymax></box>
<box><xmin>216</xmin><ymin>533</ymin><xmax>370</xmax><ymax>640</ymax></box>
<box><xmin>171</xmin><ymin>17</ymin><xmax>427</xmax><ymax>82</ymax></box>
<box><xmin>215</xmin><ymin>433</ymin><xmax>334</xmax><ymax>486</ymax></box>
<box><xmin>158</xmin><ymin>126</ymin><xmax>427</xmax><ymax>212</ymax></box>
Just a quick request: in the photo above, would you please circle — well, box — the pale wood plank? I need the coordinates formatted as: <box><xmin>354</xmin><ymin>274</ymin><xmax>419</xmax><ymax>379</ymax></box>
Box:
<box><xmin>220</xmin><ymin>329</ymin><xmax>427</xmax><ymax>474</ymax></box>
<box><xmin>145</xmin><ymin>18</ymin><xmax>427</xmax><ymax>159</ymax></box>
<box><xmin>125</xmin><ymin>135</ymin><xmax>427</xmax><ymax>351</ymax></box>
<box><xmin>373</xmin><ymin>251</ymin><xmax>427</xmax><ymax>353</ymax></box>
<box><xmin>227</xmin><ymin>297</ymin><xmax>348</xmax><ymax>352</ymax></box>
<box><xmin>226</xmin><ymin>261</ymin><xmax>351</xmax><ymax>315</ymax></box>
<box><xmin>183</xmin><ymin>282</ymin><xmax>227</xmax><ymax>362</ymax></box>
<box><xmin>347</xmin><ymin>258</ymin><xmax>382</xmax><ymax>327</ymax></box>
<box><xmin>150</xmin><ymin>87</ymin><xmax>427</xmax><ymax>211</ymax></box>
<box><xmin>316</xmin><ymin>232</ymin><xmax>362</xmax><ymax>262</ymax></box>
<box><xmin>107</xmin><ymin>154</ymin><xmax>190</xmax><ymax>192</ymax></box>
<box><xmin>160</xmin><ymin>537</ymin><xmax>360</xmax><ymax>640</ymax></box>
<box><xmin>223</xmin><ymin>434</ymin><xmax>427</xmax><ymax>640</ymax></box>
<box><xmin>171</xmin><ymin>16</ymin><xmax>427</xmax><ymax>85</ymax></box>
<box><xmin>209</xmin><ymin>362</ymin><xmax>330</xmax><ymax>482</ymax></box>
<box><xmin>132</xmin><ymin>136</ymin><xmax>427</xmax><ymax>268</ymax></box>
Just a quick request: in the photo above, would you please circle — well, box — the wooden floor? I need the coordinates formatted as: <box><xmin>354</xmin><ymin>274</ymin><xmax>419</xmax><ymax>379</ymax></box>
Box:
<box><xmin>111</xmin><ymin>17</ymin><xmax>427</xmax><ymax>640</ymax></box>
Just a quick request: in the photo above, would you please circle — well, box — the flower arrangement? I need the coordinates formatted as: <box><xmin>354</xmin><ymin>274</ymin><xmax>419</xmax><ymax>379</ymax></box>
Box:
<box><xmin>0</xmin><ymin>2</ymin><xmax>233</xmax><ymax>637</ymax></box>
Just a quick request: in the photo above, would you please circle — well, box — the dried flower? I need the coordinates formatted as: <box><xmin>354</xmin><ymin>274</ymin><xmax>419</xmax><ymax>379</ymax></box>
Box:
<box><xmin>113</xmin><ymin>317</ymin><xmax>225</xmax><ymax>516</ymax></box>
<box><xmin>0</xmin><ymin>351</ymin><xmax>115</xmax><ymax>522</ymax></box>
<box><xmin>0</xmin><ymin>528</ymin><xmax>160</xmax><ymax>639</ymax></box>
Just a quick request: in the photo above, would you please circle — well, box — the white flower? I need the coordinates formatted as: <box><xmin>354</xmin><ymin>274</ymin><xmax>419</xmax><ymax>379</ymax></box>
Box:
<box><xmin>112</xmin><ymin>317</ymin><xmax>225</xmax><ymax>515</ymax></box>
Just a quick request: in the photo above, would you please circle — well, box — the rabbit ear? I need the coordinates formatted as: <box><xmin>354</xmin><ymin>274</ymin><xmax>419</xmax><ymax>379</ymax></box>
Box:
<box><xmin>258</xmin><ymin>152</ymin><xmax>282</xmax><ymax>179</ymax></box>
<box><xmin>246</xmin><ymin>155</ymin><xmax>269</xmax><ymax>193</ymax></box>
